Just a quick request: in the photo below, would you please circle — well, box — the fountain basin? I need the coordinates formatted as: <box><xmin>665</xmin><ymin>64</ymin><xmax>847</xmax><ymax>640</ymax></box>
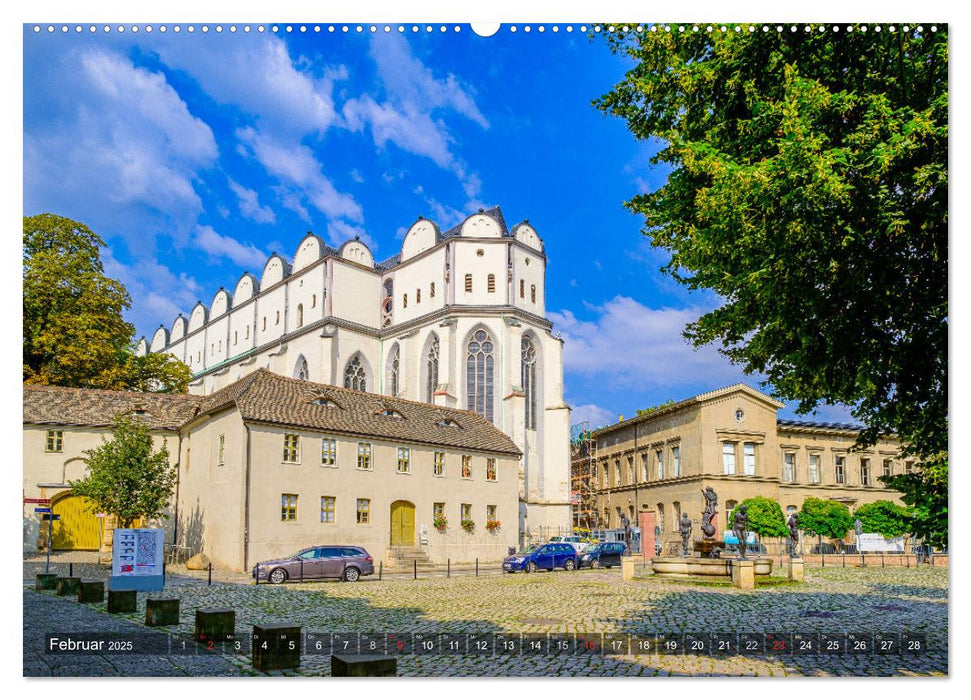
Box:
<box><xmin>650</xmin><ymin>556</ymin><xmax>773</xmax><ymax>578</ymax></box>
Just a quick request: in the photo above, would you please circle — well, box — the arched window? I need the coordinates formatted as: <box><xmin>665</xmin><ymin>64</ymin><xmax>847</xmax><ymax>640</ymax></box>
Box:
<box><xmin>521</xmin><ymin>336</ymin><xmax>537</xmax><ymax>430</ymax></box>
<box><xmin>294</xmin><ymin>356</ymin><xmax>309</xmax><ymax>381</ymax></box>
<box><xmin>387</xmin><ymin>344</ymin><xmax>400</xmax><ymax>397</ymax></box>
<box><xmin>344</xmin><ymin>355</ymin><xmax>367</xmax><ymax>392</ymax></box>
<box><xmin>466</xmin><ymin>329</ymin><xmax>494</xmax><ymax>422</ymax></box>
<box><xmin>425</xmin><ymin>335</ymin><xmax>440</xmax><ymax>403</ymax></box>
<box><xmin>296</xmin><ymin>304</ymin><xmax>304</xmax><ymax>328</ymax></box>
<box><xmin>311</xmin><ymin>294</ymin><xmax>317</xmax><ymax>308</ymax></box>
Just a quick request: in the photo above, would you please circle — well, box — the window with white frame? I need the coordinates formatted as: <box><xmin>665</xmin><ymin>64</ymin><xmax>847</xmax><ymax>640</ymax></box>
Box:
<box><xmin>397</xmin><ymin>447</ymin><xmax>411</xmax><ymax>474</ymax></box>
<box><xmin>809</xmin><ymin>453</ymin><xmax>821</xmax><ymax>483</ymax></box>
<box><xmin>357</xmin><ymin>443</ymin><xmax>372</xmax><ymax>470</ymax></box>
<box><xmin>861</xmin><ymin>458</ymin><xmax>871</xmax><ymax>486</ymax></box>
<box><xmin>461</xmin><ymin>455</ymin><xmax>472</xmax><ymax>479</ymax></box>
<box><xmin>642</xmin><ymin>453</ymin><xmax>650</xmax><ymax>482</ymax></box>
<box><xmin>45</xmin><ymin>430</ymin><xmax>63</xmax><ymax>453</ymax></box>
<box><xmin>656</xmin><ymin>449</ymin><xmax>665</xmax><ymax>479</ymax></box>
<box><xmin>722</xmin><ymin>442</ymin><xmax>736</xmax><ymax>475</ymax></box>
<box><xmin>783</xmin><ymin>452</ymin><xmax>795</xmax><ymax>482</ymax></box>
<box><xmin>743</xmin><ymin>443</ymin><xmax>756</xmax><ymax>475</ymax></box>
<box><xmin>835</xmin><ymin>455</ymin><xmax>846</xmax><ymax>484</ymax></box>
<box><xmin>486</xmin><ymin>458</ymin><xmax>497</xmax><ymax>481</ymax></box>
<box><xmin>433</xmin><ymin>451</ymin><xmax>445</xmax><ymax>477</ymax></box>
<box><xmin>672</xmin><ymin>446</ymin><xmax>681</xmax><ymax>477</ymax></box>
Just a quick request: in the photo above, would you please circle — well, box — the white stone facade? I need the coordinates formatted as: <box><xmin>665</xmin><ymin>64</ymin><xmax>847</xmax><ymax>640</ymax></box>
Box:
<box><xmin>139</xmin><ymin>207</ymin><xmax>572</xmax><ymax>540</ymax></box>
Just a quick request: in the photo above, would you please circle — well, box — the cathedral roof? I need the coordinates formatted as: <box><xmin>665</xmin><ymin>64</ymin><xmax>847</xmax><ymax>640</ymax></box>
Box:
<box><xmin>22</xmin><ymin>384</ymin><xmax>202</xmax><ymax>430</ymax></box>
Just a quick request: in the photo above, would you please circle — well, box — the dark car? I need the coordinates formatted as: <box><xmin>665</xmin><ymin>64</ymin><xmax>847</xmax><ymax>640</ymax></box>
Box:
<box><xmin>502</xmin><ymin>543</ymin><xmax>578</xmax><ymax>573</ymax></box>
<box><xmin>578</xmin><ymin>542</ymin><xmax>627</xmax><ymax>569</ymax></box>
<box><xmin>252</xmin><ymin>546</ymin><xmax>374</xmax><ymax>583</ymax></box>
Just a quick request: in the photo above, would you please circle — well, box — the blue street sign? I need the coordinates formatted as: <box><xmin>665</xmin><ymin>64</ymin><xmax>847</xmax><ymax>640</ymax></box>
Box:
<box><xmin>34</xmin><ymin>507</ymin><xmax>52</xmax><ymax>513</ymax></box>
<box><xmin>42</xmin><ymin>514</ymin><xmax>60</xmax><ymax>520</ymax></box>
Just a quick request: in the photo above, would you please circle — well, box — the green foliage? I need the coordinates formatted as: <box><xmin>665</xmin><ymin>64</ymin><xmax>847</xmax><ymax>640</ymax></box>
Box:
<box><xmin>882</xmin><ymin>454</ymin><xmax>947</xmax><ymax>548</ymax></box>
<box><xmin>595</xmin><ymin>27</ymin><xmax>947</xmax><ymax>467</ymax></box>
<box><xmin>797</xmin><ymin>497</ymin><xmax>854</xmax><ymax>540</ymax></box>
<box><xmin>23</xmin><ymin>213</ymin><xmax>190</xmax><ymax>393</ymax></box>
<box><xmin>729</xmin><ymin>496</ymin><xmax>787</xmax><ymax>538</ymax></box>
<box><xmin>852</xmin><ymin>499</ymin><xmax>912</xmax><ymax>539</ymax></box>
<box><xmin>69</xmin><ymin>416</ymin><xmax>178</xmax><ymax>528</ymax></box>
<box><xmin>635</xmin><ymin>399</ymin><xmax>676</xmax><ymax>417</ymax></box>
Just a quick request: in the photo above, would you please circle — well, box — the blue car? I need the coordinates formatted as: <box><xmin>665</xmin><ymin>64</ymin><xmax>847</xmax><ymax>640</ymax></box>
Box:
<box><xmin>502</xmin><ymin>543</ymin><xmax>578</xmax><ymax>573</ymax></box>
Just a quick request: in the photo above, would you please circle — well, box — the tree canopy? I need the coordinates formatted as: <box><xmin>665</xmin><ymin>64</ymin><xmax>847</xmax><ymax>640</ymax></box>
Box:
<box><xmin>729</xmin><ymin>496</ymin><xmax>787</xmax><ymax>538</ymax></box>
<box><xmin>595</xmin><ymin>24</ymin><xmax>947</xmax><ymax>547</ymax></box>
<box><xmin>23</xmin><ymin>213</ymin><xmax>190</xmax><ymax>392</ymax></box>
<box><xmin>853</xmin><ymin>499</ymin><xmax>912</xmax><ymax>539</ymax></box>
<box><xmin>69</xmin><ymin>416</ymin><xmax>178</xmax><ymax>528</ymax></box>
<box><xmin>798</xmin><ymin>497</ymin><xmax>854</xmax><ymax>540</ymax></box>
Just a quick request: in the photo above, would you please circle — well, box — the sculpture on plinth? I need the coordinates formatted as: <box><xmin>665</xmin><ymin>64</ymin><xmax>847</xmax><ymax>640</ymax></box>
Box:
<box><xmin>620</xmin><ymin>514</ymin><xmax>632</xmax><ymax>555</ymax></box>
<box><xmin>679</xmin><ymin>513</ymin><xmax>693</xmax><ymax>557</ymax></box>
<box><xmin>787</xmin><ymin>512</ymin><xmax>800</xmax><ymax>557</ymax></box>
<box><xmin>733</xmin><ymin>504</ymin><xmax>750</xmax><ymax>560</ymax></box>
<box><xmin>700</xmin><ymin>487</ymin><xmax>718</xmax><ymax>539</ymax></box>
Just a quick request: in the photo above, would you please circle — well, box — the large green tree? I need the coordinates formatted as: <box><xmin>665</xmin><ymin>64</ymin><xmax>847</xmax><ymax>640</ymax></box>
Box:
<box><xmin>729</xmin><ymin>496</ymin><xmax>788</xmax><ymax>538</ymax></box>
<box><xmin>595</xmin><ymin>24</ymin><xmax>948</xmax><ymax>544</ymax></box>
<box><xmin>853</xmin><ymin>499</ymin><xmax>912</xmax><ymax>539</ymax></box>
<box><xmin>69</xmin><ymin>416</ymin><xmax>178</xmax><ymax>528</ymax></box>
<box><xmin>24</xmin><ymin>213</ymin><xmax>190</xmax><ymax>392</ymax></box>
<box><xmin>798</xmin><ymin>497</ymin><xmax>854</xmax><ymax>541</ymax></box>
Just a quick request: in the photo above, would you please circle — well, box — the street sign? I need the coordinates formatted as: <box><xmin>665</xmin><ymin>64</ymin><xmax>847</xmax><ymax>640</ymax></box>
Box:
<box><xmin>41</xmin><ymin>514</ymin><xmax>60</xmax><ymax>520</ymax></box>
<box><xmin>95</xmin><ymin>513</ymin><xmax>107</xmax><ymax>518</ymax></box>
<box><xmin>34</xmin><ymin>507</ymin><xmax>52</xmax><ymax>514</ymax></box>
<box><xmin>24</xmin><ymin>498</ymin><xmax>51</xmax><ymax>505</ymax></box>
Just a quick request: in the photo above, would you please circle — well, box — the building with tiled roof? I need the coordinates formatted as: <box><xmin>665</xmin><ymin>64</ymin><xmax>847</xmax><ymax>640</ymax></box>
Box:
<box><xmin>134</xmin><ymin>205</ymin><xmax>571</xmax><ymax>542</ymax></box>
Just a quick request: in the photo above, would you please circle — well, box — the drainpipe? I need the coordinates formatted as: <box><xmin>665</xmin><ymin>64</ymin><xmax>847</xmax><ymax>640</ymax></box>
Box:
<box><xmin>173</xmin><ymin>432</ymin><xmax>183</xmax><ymax>545</ymax></box>
<box><xmin>243</xmin><ymin>423</ymin><xmax>252</xmax><ymax>571</ymax></box>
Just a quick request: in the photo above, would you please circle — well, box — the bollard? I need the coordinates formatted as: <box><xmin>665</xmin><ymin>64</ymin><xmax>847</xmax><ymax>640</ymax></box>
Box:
<box><xmin>332</xmin><ymin>654</ymin><xmax>396</xmax><ymax>677</ymax></box>
<box><xmin>413</xmin><ymin>560</ymin><xmax>417</xmax><ymax>580</ymax></box>
<box><xmin>881</xmin><ymin>553</ymin><xmax>885</xmax><ymax>568</ymax></box>
<box><xmin>107</xmin><ymin>589</ymin><xmax>137</xmax><ymax>614</ymax></box>
<box><xmin>69</xmin><ymin>563</ymin><xmax>73</xmax><ymax>578</ymax></box>
<box><xmin>252</xmin><ymin>623</ymin><xmax>301</xmax><ymax>671</ymax></box>
<box><xmin>447</xmin><ymin>559</ymin><xmax>450</xmax><ymax>578</ymax></box>
<box><xmin>208</xmin><ymin>562</ymin><xmax>212</xmax><ymax>586</ymax></box>
<box><xmin>821</xmin><ymin>553</ymin><xmax>825</xmax><ymax>568</ymax></box>
<box><xmin>56</xmin><ymin>577</ymin><xmax>81</xmax><ymax>597</ymax></box>
<box><xmin>78</xmin><ymin>579</ymin><xmax>105</xmax><ymax>604</ymax></box>
<box><xmin>379</xmin><ymin>561</ymin><xmax>383</xmax><ymax>581</ymax></box>
<box><xmin>861</xmin><ymin>553</ymin><xmax>866</xmax><ymax>568</ymax></box>
<box><xmin>476</xmin><ymin>558</ymin><xmax>479</xmax><ymax>577</ymax></box>
<box><xmin>145</xmin><ymin>598</ymin><xmax>180</xmax><ymax>626</ymax></box>
<box><xmin>842</xmin><ymin>553</ymin><xmax>846</xmax><ymax>568</ymax></box>
<box><xmin>194</xmin><ymin>608</ymin><xmax>235</xmax><ymax>644</ymax></box>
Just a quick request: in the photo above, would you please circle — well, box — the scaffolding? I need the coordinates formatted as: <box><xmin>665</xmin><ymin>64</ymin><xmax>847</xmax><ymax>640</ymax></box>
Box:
<box><xmin>569</xmin><ymin>422</ymin><xmax>599</xmax><ymax>531</ymax></box>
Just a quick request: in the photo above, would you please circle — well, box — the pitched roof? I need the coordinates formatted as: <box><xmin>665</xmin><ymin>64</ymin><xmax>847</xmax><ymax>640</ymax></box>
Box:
<box><xmin>776</xmin><ymin>418</ymin><xmax>866</xmax><ymax>433</ymax></box>
<box><xmin>194</xmin><ymin>370</ymin><xmax>523</xmax><ymax>456</ymax></box>
<box><xmin>22</xmin><ymin>384</ymin><xmax>202</xmax><ymax>430</ymax></box>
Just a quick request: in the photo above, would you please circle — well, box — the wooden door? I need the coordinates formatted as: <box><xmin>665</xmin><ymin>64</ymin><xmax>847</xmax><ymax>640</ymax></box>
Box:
<box><xmin>51</xmin><ymin>493</ymin><xmax>100</xmax><ymax>550</ymax></box>
<box><xmin>390</xmin><ymin>501</ymin><xmax>415</xmax><ymax>546</ymax></box>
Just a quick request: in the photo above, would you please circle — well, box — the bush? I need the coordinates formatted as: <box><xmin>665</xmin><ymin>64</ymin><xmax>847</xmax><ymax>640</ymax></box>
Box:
<box><xmin>798</xmin><ymin>497</ymin><xmax>854</xmax><ymax>540</ymax></box>
<box><xmin>728</xmin><ymin>496</ymin><xmax>788</xmax><ymax>538</ymax></box>
<box><xmin>853</xmin><ymin>500</ymin><xmax>912</xmax><ymax>538</ymax></box>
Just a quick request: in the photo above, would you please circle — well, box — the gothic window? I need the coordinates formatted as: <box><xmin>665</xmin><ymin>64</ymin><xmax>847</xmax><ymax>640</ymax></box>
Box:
<box><xmin>521</xmin><ymin>336</ymin><xmax>537</xmax><ymax>430</ymax></box>
<box><xmin>388</xmin><ymin>343</ymin><xmax>400</xmax><ymax>397</ymax></box>
<box><xmin>531</xmin><ymin>284</ymin><xmax>536</xmax><ymax>303</ymax></box>
<box><xmin>426</xmin><ymin>335</ymin><xmax>440</xmax><ymax>403</ymax></box>
<box><xmin>296</xmin><ymin>304</ymin><xmax>304</xmax><ymax>328</ymax></box>
<box><xmin>294</xmin><ymin>356</ymin><xmax>309</xmax><ymax>381</ymax></box>
<box><xmin>344</xmin><ymin>355</ymin><xmax>367</xmax><ymax>392</ymax></box>
<box><xmin>311</xmin><ymin>294</ymin><xmax>317</xmax><ymax>308</ymax></box>
<box><xmin>466</xmin><ymin>329</ymin><xmax>495</xmax><ymax>422</ymax></box>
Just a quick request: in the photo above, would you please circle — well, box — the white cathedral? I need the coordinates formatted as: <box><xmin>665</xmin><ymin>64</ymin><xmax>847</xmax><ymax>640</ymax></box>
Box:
<box><xmin>137</xmin><ymin>206</ymin><xmax>571</xmax><ymax>537</ymax></box>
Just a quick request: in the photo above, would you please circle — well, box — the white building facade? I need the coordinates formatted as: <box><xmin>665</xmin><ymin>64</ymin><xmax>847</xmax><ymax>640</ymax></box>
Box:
<box><xmin>138</xmin><ymin>207</ymin><xmax>571</xmax><ymax>541</ymax></box>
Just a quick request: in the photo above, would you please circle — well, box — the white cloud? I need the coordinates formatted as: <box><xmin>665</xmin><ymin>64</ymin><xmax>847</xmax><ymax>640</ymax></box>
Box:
<box><xmin>570</xmin><ymin>403</ymin><xmax>617</xmax><ymax>428</ymax></box>
<box><xmin>326</xmin><ymin>221</ymin><xmax>377</xmax><ymax>251</ymax></box>
<box><xmin>227</xmin><ymin>179</ymin><xmax>276</xmax><ymax>224</ymax></box>
<box><xmin>549</xmin><ymin>296</ymin><xmax>748</xmax><ymax>390</ymax></box>
<box><xmin>102</xmin><ymin>249</ymin><xmax>203</xmax><ymax>335</ymax></box>
<box><xmin>193</xmin><ymin>225</ymin><xmax>267</xmax><ymax>269</ymax></box>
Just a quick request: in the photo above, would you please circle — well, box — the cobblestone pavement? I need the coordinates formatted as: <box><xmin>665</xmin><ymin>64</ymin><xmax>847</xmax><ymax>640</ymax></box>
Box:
<box><xmin>23</xmin><ymin>564</ymin><xmax>948</xmax><ymax>677</ymax></box>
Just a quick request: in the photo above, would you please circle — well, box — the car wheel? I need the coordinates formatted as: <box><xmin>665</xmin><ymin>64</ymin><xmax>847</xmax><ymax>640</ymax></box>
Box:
<box><xmin>343</xmin><ymin>566</ymin><xmax>361</xmax><ymax>582</ymax></box>
<box><xmin>564</xmin><ymin>559</ymin><xmax>576</xmax><ymax>571</ymax></box>
<box><xmin>526</xmin><ymin>561</ymin><xmax>537</xmax><ymax>574</ymax></box>
<box><xmin>268</xmin><ymin>568</ymin><xmax>288</xmax><ymax>584</ymax></box>
<box><xmin>592</xmin><ymin>559</ymin><xmax>602</xmax><ymax>569</ymax></box>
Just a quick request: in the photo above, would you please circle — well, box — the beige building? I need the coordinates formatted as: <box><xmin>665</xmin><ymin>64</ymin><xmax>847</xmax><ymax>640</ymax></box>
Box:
<box><xmin>23</xmin><ymin>370</ymin><xmax>521</xmax><ymax>570</ymax></box>
<box><xmin>576</xmin><ymin>385</ymin><xmax>906</xmax><ymax>550</ymax></box>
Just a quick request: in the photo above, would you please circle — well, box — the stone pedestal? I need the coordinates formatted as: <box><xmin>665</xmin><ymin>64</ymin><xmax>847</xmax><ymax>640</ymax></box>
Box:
<box><xmin>253</xmin><ymin>623</ymin><xmax>302</xmax><ymax>671</ymax></box>
<box><xmin>107</xmin><ymin>589</ymin><xmax>137</xmax><ymax>613</ymax></box>
<box><xmin>35</xmin><ymin>573</ymin><xmax>58</xmax><ymax>590</ymax></box>
<box><xmin>331</xmin><ymin>654</ymin><xmax>397</xmax><ymax>677</ymax></box>
<box><xmin>145</xmin><ymin>598</ymin><xmax>180</xmax><ymax>626</ymax></box>
<box><xmin>731</xmin><ymin>559</ymin><xmax>755</xmax><ymax>589</ymax></box>
<box><xmin>638</xmin><ymin>511</ymin><xmax>656</xmax><ymax>563</ymax></box>
<box><xmin>56</xmin><ymin>577</ymin><xmax>81</xmax><ymax>596</ymax></box>
<box><xmin>621</xmin><ymin>556</ymin><xmax>637</xmax><ymax>581</ymax></box>
<box><xmin>78</xmin><ymin>580</ymin><xmax>105</xmax><ymax>603</ymax></box>
<box><xmin>195</xmin><ymin>608</ymin><xmax>236</xmax><ymax>643</ymax></box>
<box><xmin>788</xmin><ymin>557</ymin><xmax>805</xmax><ymax>582</ymax></box>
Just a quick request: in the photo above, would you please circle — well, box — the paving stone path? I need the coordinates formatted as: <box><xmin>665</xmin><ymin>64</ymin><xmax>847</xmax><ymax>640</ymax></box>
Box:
<box><xmin>23</xmin><ymin>564</ymin><xmax>948</xmax><ymax>677</ymax></box>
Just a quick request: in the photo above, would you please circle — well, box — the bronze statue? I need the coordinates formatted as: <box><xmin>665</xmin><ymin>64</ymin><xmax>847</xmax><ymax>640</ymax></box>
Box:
<box><xmin>620</xmin><ymin>514</ymin><xmax>632</xmax><ymax>554</ymax></box>
<box><xmin>787</xmin><ymin>512</ymin><xmax>800</xmax><ymax>557</ymax></box>
<box><xmin>700</xmin><ymin>487</ymin><xmax>718</xmax><ymax>539</ymax></box>
<box><xmin>679</xmin><ymin>512</ymin><xmax>693</xmax><ymax>557</ymax></box>
<box><xmin>733</xmin><ymin>505</ymin><xmax>749</xmax><ymax>559</ymax></box>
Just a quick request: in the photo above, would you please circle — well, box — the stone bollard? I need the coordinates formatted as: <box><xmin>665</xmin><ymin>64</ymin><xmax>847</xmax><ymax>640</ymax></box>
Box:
<box><xmin>107</xmin><ymin>589</ymin><xmax>138</xmax><ymax>614</ymax></box>
<box><xmin>78</xmin><ymin>580</ymin><xmax>105</xmax><ymax>603</ymax></box>
<box><xmin>787</xmin><ymin>557</ymin><xmax>805</xmax><ymax>582</ymax></box>
<box><xmin>35</xmin><ymin>573</ymin><xmax>59</xmax><ymax>590</ymax></box>
<box><xmin>252</xmin><ymin>623</ymin><xmax>301</xmax><ymax>671</ymax></box>
<box><xmin>331</xmin><ymin>654</ymin><xmax>397</xmax><ymax>677</ymax></box>
<box><xmin>195</xmin><ymin>608</ymin><xmax>236</xmax><ymax>644</ymax></box>
<box><xmin>731</xmin><ymin>559</ymin><xmax>755</xmax><ymax>590</ymax></box>
<box><xmin>621</xmin><ymin>556</ymin><xmax>637</xmax><ymax>581</ymax></box>
<box><xmin>145</xmin><ymin>598</ymin><xmax>180</xmax><ymax>626</ymax></box>
<box><xmin>56</xmin><ymin>577</ymin><xmax>81</xmax><ymax>597</ymax></box>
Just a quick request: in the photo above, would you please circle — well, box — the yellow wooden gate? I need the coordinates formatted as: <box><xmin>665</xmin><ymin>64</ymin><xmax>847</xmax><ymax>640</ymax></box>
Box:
<box><xmin>390</xmin><ymin>501</ymin><xmax>415</xmax><ymax>546</ymax></box>
<box><xmin>51</xmin><ymin>493</ymin><xmax>101</xmax><ymax>550</ymax></box>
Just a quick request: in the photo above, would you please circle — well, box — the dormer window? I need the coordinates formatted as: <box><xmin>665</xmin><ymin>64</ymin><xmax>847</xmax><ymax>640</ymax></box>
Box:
<box><xmin>132</xmin><ymin>407</ymin><xmax>151</xmax><ymax>417</ymax></box>
<box><xmin>310</xmin><ymin>397</ymin><xmax>338</xmax><ymax>408</ymax></box>
<box><xmin>377</xmin><ymin>409</ymin><xmax>404</xmax><ymax>419</ymax></box>
<box><xmin>436</xmin><ymin>418</ymin><xmax>460</xmax><ymax>428</ymax></box>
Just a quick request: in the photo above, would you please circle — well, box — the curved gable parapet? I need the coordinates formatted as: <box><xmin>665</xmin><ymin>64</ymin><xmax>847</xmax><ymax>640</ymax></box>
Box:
<box><xmin>293</xmin><ymin>232</ymin><xmax>326</xmax><ymax>272</ymax></box>
<box><xmin>188</xmin><ymin>301</ymin><xmax>209</xmax><ymax>332</ymax></box>
<box><xmin>339</xmin><ymin>237</ymin><xmax>374</xmax><ymax>268</ymax></box>
<box><xmin>460</xmin><ymin>212</ymin><xmax>502</xmax><ymax>239</ymax></box>
<box><xmin>511</xmin><ymin>221</ymin><xmax>544</xmax><ymax>252</ymax></box>
<box><xmin>400</xmin><ymin>217</ymin><xmax>441</xmax><ymax>262</ymax></box>
<box><xmin>233</xmin><ymin>272</ymin><xmax>260</xmax><ymax>303</ymax></box>
<box><xmin>135</xmin><ymin>337</ymin><xmax>148</xmax><ymax>357</ymax></box>
<box><xmin>211</xmin><ymin>287</ymin><xmax>233</xmax><ymax>318</ymax></box>
<box><xmin>261</xmin><ymin>253</ymin><xmax>292</xmax><ymax>288</ymax></box>
<box><xmin>170</xmin><ymin>314</ymin><xmax>187</xmax><ymax>342</ymax></box>
<box><xmin>150</xmin><ymin>325</ymin><xmax>170</xmax><ymax>352</ymax></box>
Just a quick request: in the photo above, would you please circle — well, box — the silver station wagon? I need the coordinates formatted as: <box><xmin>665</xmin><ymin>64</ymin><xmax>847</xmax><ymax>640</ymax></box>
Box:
<box><xmin>253</xmin><ymin>546</ymin><xmax>375</xmax><ymax>583</ymax></box>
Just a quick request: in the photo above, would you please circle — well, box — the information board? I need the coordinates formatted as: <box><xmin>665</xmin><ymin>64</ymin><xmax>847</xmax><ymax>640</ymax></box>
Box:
<box><xmin>110</xmin><ymin>528</ymin><xmax>165</xmax><ymax>591</ymax></box>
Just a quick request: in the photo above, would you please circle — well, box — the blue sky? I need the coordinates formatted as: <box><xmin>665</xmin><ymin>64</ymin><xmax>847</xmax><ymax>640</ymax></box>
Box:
<box><xmin>23</xmin><ymin>23</ymin><xmax>855</xmax><ymax>427</ymax></box>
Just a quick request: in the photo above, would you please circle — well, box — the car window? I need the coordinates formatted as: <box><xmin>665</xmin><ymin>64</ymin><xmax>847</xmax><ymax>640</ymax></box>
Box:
<box><xmin>297</xmin><ymin>549</ymin><xmax>317</xmax><ymax>559</ymax></box>
<box><xmin>319</xmin><ymin>547</ymin><xmax>342</xmax><ymax>558</ymax></box>
<box><xmin>340</xmin><ymin>547</ymin><xmax>362</xmax><ymax>557</ymax></box>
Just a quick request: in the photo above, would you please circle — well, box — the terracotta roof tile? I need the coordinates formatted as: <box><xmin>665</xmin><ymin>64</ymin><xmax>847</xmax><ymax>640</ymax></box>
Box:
<box><xmin>22</xmin><ymin>384</ymin><xmax>201</xmax><ymax>430</ymax></box>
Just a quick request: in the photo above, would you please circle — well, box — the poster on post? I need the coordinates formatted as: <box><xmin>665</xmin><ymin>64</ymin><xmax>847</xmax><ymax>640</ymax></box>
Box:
<box><xmin>110</xmin><ymin>528</ymin><xmax>164</xmax><ymax>591</ymax></box>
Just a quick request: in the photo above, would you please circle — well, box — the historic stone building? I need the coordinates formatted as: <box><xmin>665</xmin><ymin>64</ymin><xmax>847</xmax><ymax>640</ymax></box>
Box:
<box><xmin>137</xmin><ymin>206</ymin><xmax>571</xmax><ymax>539</ymax></box>
<box><xmin>574</xmin><ymin>385</ymin><xmax>907</xmax><ymax>551</ymax></box>
<box><xmin>23</xmin><ymin>371</ymin><xmax>521</xmax><ymax>569</ymax></box>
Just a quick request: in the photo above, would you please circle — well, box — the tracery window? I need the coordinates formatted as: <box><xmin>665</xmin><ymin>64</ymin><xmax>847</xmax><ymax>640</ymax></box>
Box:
<box><xmin>344</xmin><ymin>355</ymin><xmax>367</xmax><ymax>392</ymax></box>
<box><xmin>521</xmin><ymin>336</ymin><xmax>537</xmax><ymax>429</ymax></box>
<box><xmin>294</xmin><ymin>356</ymin><xmax>309</xmax><ymax>381</ymax></box>
<box><xmin>426</xmin><ymin>335</ymin><xmax>440</xmax><ymax>403</ymax></box>
<box><xmin>466</xmin><ymin>329</ymin><xmax>495</xmax><ymax>422</ymax></box>
<box><xmin>388</xmin><ymin>344</ymin><xmax>400</xmax><ymax>397</ymax></box>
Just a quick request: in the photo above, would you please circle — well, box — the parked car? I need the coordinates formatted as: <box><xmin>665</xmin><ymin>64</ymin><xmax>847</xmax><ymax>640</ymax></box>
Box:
<box><xmin>253</xmin><ymin>546</ymin><xmax>374</xmax><ymax>583</ymax></box>
<box><xmin>503</xmin><ymin>543</ymin><xmax>578</xmax><ymax>573</ymax></box>
<box><xmin>578</xmin><ymin>542</ymin><xmax>627</xmax><ymax>569</ymax></box>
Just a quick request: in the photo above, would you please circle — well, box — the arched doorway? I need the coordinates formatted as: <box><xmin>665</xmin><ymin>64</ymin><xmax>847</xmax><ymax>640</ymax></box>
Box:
<box><xmin>51</xmin><ymin>492</ymin><xmax>100</xmax><ymax>550</ymax></box>
<box><xmin>390</xmin><ymin>501</ymin><xmax>415</xmax><ymax>546</ymax></box>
